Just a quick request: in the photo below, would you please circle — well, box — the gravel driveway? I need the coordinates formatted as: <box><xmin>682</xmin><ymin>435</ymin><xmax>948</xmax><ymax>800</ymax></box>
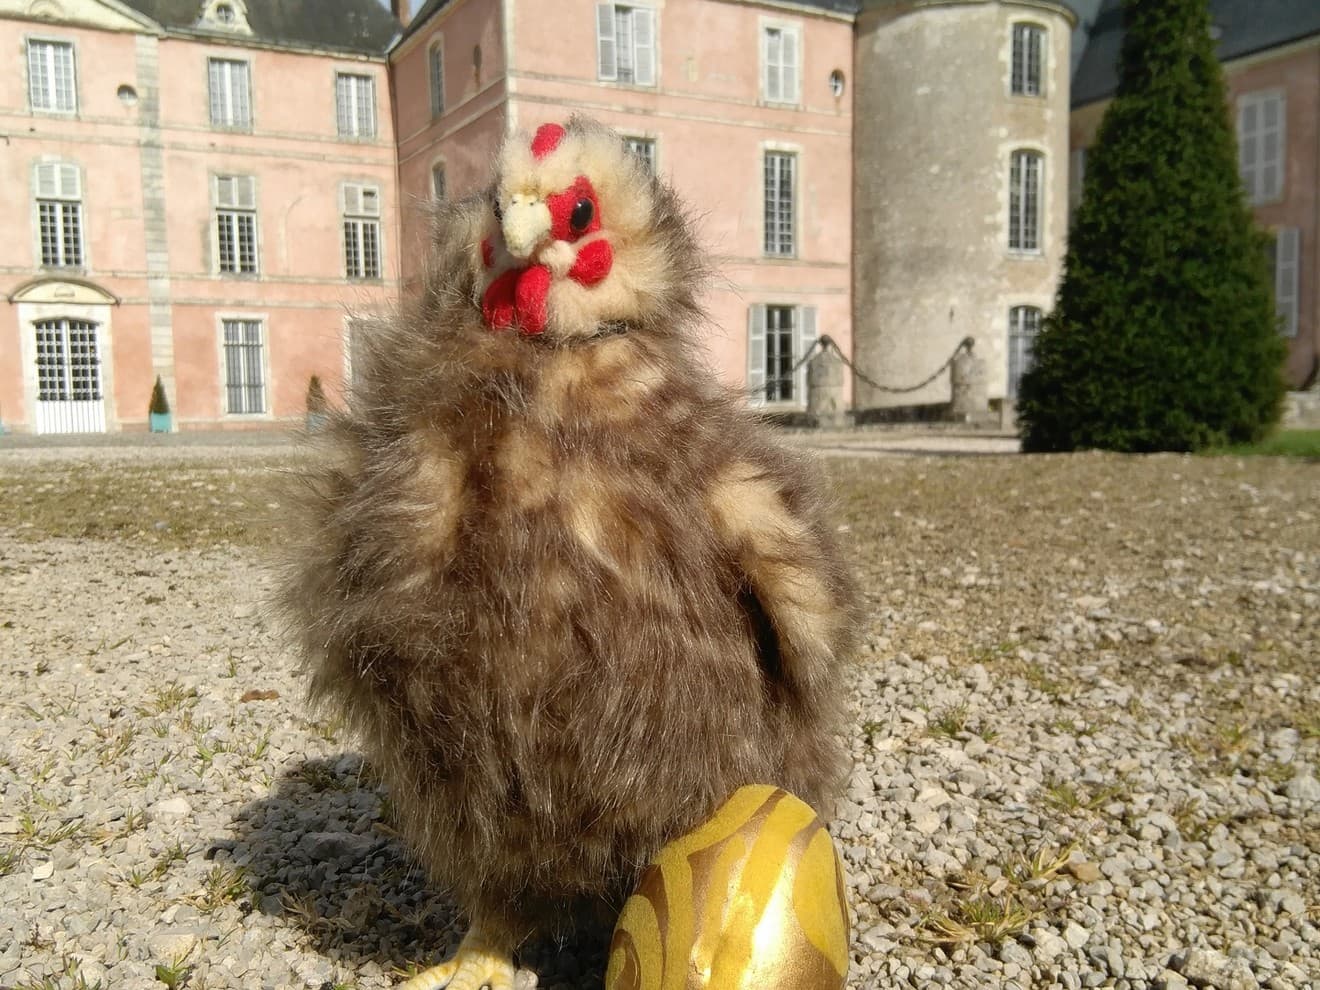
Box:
<box><xmin>0</xmin><ymin>440</ymin><xmax>1315</xmax><ymax>990</ymax></box>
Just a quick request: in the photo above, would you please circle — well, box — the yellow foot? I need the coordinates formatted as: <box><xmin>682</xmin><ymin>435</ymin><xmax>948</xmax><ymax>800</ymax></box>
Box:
<box><xmin>397</xmin><ymin>928</ymin><xmax>535</xmax><ymax>990</ymax></box>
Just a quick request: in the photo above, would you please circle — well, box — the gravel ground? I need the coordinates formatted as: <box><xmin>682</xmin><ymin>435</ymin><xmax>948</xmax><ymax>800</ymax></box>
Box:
<box><xmin>0</xmin><ymin>440</ymin><xmax>1316</xmax><ymax>990</ymax></box>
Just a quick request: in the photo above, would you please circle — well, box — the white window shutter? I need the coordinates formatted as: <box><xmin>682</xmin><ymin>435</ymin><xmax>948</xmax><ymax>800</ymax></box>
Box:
<box><xmin>1275</xmin><ymin>227</ymin><xmax>1299</xmax><ymax>338</ymax></box>
<box><xmin>361</xmin><ymin>186</ymin><xmax>380</xmax><ymax>216</ymax></box>
<box><xmin>782</xmin><ymin>28</ymin><xmax>800</xmax><ymax>104</ymax></box>
<box><xmin>342</xmin><ymin>183</ymin><xmax>362</xmax><ymax>215</ymax></box>
<box><xmin>633</xmin><ymin>7</ymin><xmax>655</xmax><ymax>86</ymax></box>
<box><xmin>747</xmin><ymin>304</ymin><xmax>767</xmax><ymax>405</ymax></box>
<box><xmin>36</xmin><ymin>163</ymin><xmax>58</xmax><ymax>197</ymax></box>
<box><xmin>235</xmin><ymin>175</ymin><xmax>255</xmax><ymax>209</ymax></box>
<box><xmin>58</xmin><ymin>163</ymin><xmax>80</xmax><ymax>198</ymax></box>
<box><xmin>797</xmin><ymin>305</ymin><xmax>818</xmax><ymax>399</ymax></box>
<box><xmin>596</xmin><ymin>4</ymin><xmax>617</xmax><ymax>81</ymax></box>
<box><xmin>764</xmin><ymin>29</ymin><xmax>780</xmax><ymax>102</ymax></box>
<box><xmin>28</xmin><ymin>43</ymin><xmax>49</xmax><ymax>107</ymax></box>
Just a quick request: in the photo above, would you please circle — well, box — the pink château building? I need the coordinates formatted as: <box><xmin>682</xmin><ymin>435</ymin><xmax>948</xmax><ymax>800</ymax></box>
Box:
<box><xmin>0</xmin><ymin>0</ymin><xmax>400</xmax><ymax>433</ymax></box>
<box><xmin>0</xmin><ymin>0</ymin><xmax>855</xmax><ymax>433</ymax></box>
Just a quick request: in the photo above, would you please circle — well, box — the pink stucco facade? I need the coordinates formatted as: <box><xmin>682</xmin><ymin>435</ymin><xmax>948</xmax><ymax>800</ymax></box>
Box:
<box><xmin>1</xmin><ymin>8</ymin><xmax>397</xmax><ymax>433</ymax></box>
<box><xmin>392</xmin><ymin>0</ymin><xmax>854</xmax><ymax>403</ymax></box>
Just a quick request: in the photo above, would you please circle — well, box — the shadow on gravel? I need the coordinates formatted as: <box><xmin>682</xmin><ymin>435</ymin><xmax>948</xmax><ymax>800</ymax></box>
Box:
<box><xmin>226</xmin><ymin>756</ymin><xmax>610</xmax><ymax>989</ymax></box>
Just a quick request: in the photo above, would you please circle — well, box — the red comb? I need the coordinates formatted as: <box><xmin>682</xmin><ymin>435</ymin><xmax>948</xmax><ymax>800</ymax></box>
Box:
<box><xmin>531</xmin><ymin>123</ymin><xmax>566</xmax><ymax>160</ymax></box>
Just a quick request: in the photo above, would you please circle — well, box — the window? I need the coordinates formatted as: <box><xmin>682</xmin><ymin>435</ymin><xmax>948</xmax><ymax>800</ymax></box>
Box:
<box><xmin>35</xmin><ymin>319</ymin><xmax>101</xmax><ymax>401</ymax></box>
<box><xmin>35</xmin><ymin>162</ymin><xmax>84</xmax><ymax>268</ymax></box>
<box><xmin>208</xmin><ymin>58</ymin><xmax>251</xmax><ymax>129</ymax></box>
<box><xmin>762</xmin><ymin>25</ymin><xmax>800</xmax><ymax>104</ymax></box>
<box><xmin>1068</xmin><ymin>147</ymin><xmax>1087</xmax><ymax>220</ymax></box>
<box><xmin>429</xmin><ymin>42</ymin><xmax>444</xmax><ymax>117</ymax></box>
<box><xmin>222</xmin><ymin>319</ymin><xmax>266</xmax><ymax>414</ymax></box>
<box><xmin>336</xmin><ymin>73</ymin><xmax>376</xmax><ymax>138</ymax></box>
<box><xmin>215</xmin><ymin>175</ymin><xmax>257</xmax><ymax>275</ymax></box>
<box><xmin>1011</xmin><ymin>23</ymin><xmax>1044</xmax><ymax>96</ymax></box>
<box><xmin>1007</xmin><ymin>306</ymin><xmax>1042</xmax><ymax>398</ymax></box>
<box><xmin>342</xmin><ymin>183</ymin><xmax>382</xmax><ymax>280</ymax></box>
<box><xmin>1009</xmin><ymin>150</ymin><xmax>1042</xmax><ymax>252</ymax></box>
<box><xmin>747</xmin><ymin>303</ymin><xmax>817</xmax><ymax>405</ymax></box>
<box><xmin>1268</xmin><ymin>228</ymin><xmax>1300</xmax><ymax>338</ymax></box>
<box><xmin>27</xmin><ymin>39</ymin><xmax>77</xmax><ymax>113</ymax></box>
<box><xmin>1238</xmin><ymin>91</ymin><xmax>1285</xmax><ymax>204</ymax></box>
<box><xmin>764</xmin><ymin>151</ymin><xmax>796</xmax><ymax>257</ymax></box>
<box><xmin>624</xmin><ymin>136</ymin><xmax>655</xmax><ymax>171</ymax></box>
<box><xmin>431</xmin><ymin>163</ymin><xmax>446</xmax><ymax>200</ymax></box>
<box><xmin>596</xmin><ymin>4</ymin><xmax>655</xmax><ymax>86</ymax></box>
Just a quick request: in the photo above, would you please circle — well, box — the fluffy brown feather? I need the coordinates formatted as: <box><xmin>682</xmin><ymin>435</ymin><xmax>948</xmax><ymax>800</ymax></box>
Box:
<box><xmin>279</xmin><ymin>116</ymin><xmax>859</xmax><ymax>952</ymax></box>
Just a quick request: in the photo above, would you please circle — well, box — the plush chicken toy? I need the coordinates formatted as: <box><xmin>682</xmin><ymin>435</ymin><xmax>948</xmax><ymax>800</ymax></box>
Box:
<box><xmin>282</xmin><ymin>116</ymin><xmax>858</xmax><ymax>990</ymax></box>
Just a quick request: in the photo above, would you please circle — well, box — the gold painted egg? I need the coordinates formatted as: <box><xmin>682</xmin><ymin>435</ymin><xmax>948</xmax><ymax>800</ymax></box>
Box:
<box><xmin>606</xmin><ymin>785</ymin><xmax>850</xmax><ymax>990</ymax></box>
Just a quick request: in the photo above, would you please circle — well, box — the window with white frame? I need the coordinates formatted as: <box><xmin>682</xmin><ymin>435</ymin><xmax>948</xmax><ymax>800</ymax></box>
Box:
<box><xmin>35</xmin><ymin>319</ymin><xmax>101</xmax><ymax>402</ymax></box>
<box><xmin>431</xmin><ymin>163</ymin><xmax>446</xmax><ymax>200</ymax></box>
<box><xmin>1007</xmin><ymin>306</ymin><xmax>1042</xmax><ymax>398</ymax></box>
<box><xmin>1009</xmin><ymin>150</ymin><xmax>1043</xmax><ymax>252</ymax></box>
<box><xmin>1011</xmin><ymin>23</ymin><xmax>1044</xmax><ymax>96</ymax></box>
<box><xmin>1238</xmin><ymin>91</ymin><xmax>1285</xmax><ymax>204</ymax></box>
<box><xmin>429</xmin><ymin>42</ymin><xmax>444</xmax><ymax>117</ymax></box>
<box><xmin>342</xmin><ymin>183</ymin><xmax>382</xmax><ymax>280</ymax></box>
<box><xmin>215</xmin><ymin>175</ymin><xmax>258</xmax><ymax>275</ymax></box>
<box><xmin>764</xmin><ymin>151</ymin><xmax>796</xmax><ymax>257</ymax></box>
<box><xmin>748</xmin><ymin>303</ymin><xmax>817</xmax><ymax>405</ymax></box>
<box><xmin>596</xmin><ymin>4</ymin><xmax>655</xmax><ymax>86</ymax></box>
<box><xmin>208</xmin><ymin>58</ymin><xmax>251</xmax><ymax>129</ymax></box>
<box><xmin>624</xmin><ymin>136</ymin><xmax>655</xmax><ymax>171</ymax></box>
<box><xmin>336</xmin><ymin>72</ymin><xmax>376</xmax><ymax>138</ymax></box>
<box><xmin>35</xmin><ymin>162</ymin><xmax>84</xmax><ymax>268</ymax></box>
<box><xmin>27</xmin><ymin>39</ymin><xmax>77</xmax><ymax>113</ymax></box>
<box><xmin>762</xmin><ymin>24</ymin><xmax>801</xmax><ymax>104</ymax></box>
<box><xmin>222</xmin><ymin>319</ymin><xmax>265</xmax><ymax>414</ymax></box>
<box><xmin>1268</xmin><ymin>228</ymin><xmax>1300</xmax><ymax>338</ymax></box>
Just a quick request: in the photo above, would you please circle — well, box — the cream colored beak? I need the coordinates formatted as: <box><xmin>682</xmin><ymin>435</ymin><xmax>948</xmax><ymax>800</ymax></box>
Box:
<box><xmin>502</xmin><ymin>194</ymin><xmax>552</xmax><ymax>261</ymax></box>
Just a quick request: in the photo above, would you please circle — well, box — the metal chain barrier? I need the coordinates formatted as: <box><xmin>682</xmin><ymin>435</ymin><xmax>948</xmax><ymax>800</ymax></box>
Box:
<box><xmin>753</xmin><ymin>334</ymin><xmax>975</xmax><ymax>397</ymax></box>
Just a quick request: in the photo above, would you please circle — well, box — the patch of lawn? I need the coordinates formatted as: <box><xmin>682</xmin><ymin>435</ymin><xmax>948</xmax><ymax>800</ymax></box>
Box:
<box><xmin>1206</xmin><ymin>430</ymin><xmax>1320</xmax><ymax>460</ymax></box>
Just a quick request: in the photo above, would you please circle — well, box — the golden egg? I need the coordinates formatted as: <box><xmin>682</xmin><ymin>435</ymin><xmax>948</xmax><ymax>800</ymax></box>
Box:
<box><xmin>606</xmin><ymin>785</ymin><xmax>850</xmax><ymax>990</ymax></box>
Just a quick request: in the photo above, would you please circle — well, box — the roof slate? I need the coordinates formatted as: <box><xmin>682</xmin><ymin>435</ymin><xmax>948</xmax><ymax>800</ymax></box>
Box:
<box><xmin>1073</xmin><ymin>0</ymin><xmax>1320</xmax><ymax>107</ymax></box>
<box><xmin>119</xmin><ymin>0</ymin><xmax>400</xmax><ymax>55</ymax></box>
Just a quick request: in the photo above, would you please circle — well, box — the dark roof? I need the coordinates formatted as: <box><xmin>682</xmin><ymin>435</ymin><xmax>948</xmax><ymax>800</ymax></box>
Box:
<box><xmin>400</xmin><ymin>0</ymin><xmax>859</xmax><ymax>48</ymax></box>
<box><xmin>859</xmin><ymin>0</ymin><xmax>1075</xmax><ymax>17</ymax></box>
<box><xmin>1073</xmin><ymin>0</ymin><xmax>1320</xmax><ymax>106</ymax></box>
<box><xmin>120</xmin><ymin>0</ymin><xmax>399</xmax><ymax>56</ymax></box>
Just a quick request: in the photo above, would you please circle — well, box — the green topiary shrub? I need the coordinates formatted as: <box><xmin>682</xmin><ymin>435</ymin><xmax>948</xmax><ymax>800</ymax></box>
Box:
<box><xmin>1017</xmin><ymin>0</ymin><xmax>1286</xmax><ymax>453</ymax></box>
<box><xmin>148</xmin><ymin>375</ymin><xmax>170</xmax><ymax>416</ymax></box>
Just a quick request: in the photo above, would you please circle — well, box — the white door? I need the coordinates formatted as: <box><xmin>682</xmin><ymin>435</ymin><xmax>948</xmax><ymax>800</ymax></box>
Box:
<box><xmin>34</xmin><ymin>318</ymin><xmax>106</xmax><ymax>434</ymax></box>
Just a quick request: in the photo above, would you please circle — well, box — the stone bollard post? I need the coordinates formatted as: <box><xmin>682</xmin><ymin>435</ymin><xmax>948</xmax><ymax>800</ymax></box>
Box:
<box><xmin>949</xmin><ymin>342</ymin><xmax>989</xmax><ymax>422</ymax></box>
<box><xmin>807</xmin><ymin>344</ymin><xmax>848</xmax><ymax>429</ymax></box>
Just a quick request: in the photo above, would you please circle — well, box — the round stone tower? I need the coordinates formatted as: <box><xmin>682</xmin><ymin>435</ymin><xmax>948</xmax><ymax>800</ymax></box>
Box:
<box><xmin>852</xmin><ymin>0</ymin><xmax>1076</xmax><ymax>413</ymax></box>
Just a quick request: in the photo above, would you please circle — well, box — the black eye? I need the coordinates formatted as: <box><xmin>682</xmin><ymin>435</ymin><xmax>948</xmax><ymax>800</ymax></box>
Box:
<box><xmin>570</xmin><ymin>198</ymin><xmax>594</xmax><ymax>233</ymax></box>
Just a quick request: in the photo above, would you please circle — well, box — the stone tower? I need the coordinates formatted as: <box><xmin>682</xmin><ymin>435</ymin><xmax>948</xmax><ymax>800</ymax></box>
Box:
<box><xmin>853</xmin><ymin>0</ymin><xmax>1075</xmax><ymax>413</ymax></box>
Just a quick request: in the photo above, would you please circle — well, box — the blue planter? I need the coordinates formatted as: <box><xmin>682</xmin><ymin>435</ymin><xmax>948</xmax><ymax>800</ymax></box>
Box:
<box><xmin>149</xmin><ymin>412</ymin><xmax>172</xmax><ymax>433</ymax></box>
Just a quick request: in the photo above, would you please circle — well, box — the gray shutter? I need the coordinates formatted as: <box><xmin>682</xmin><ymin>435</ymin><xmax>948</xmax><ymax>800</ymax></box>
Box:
<box><xmin>796</xmin><ymin>305</ymin><xmax>817</xmax><ymax>400</ymax></box>
<box><xmin>1238</xmin><ymin>101</ymin><xmax>1259</xmax><ymax>201</ymax></box>
<box><xmin>336</xmin><ymin>74</ymin><xmax>352</xmax><ymax>135</ymax></box>
<box><xmin>633</xmin><ymin>7</ymin><xmax>655</xmax><ymax>86</ymax></box>
<box><xmin>1275</xmin><ymin>227</ymin><xmax>1299</xmax><ymax>338</ymax></box>
<box><xmin>596</xmin><ymin>4</ymin><xmax>617</xmax><ymax>81</ymax></box>
<box><xmin>28</xmin><ymin>42</ymin><xmax>50</xmax><ymax>109</ymax></box>
<box><xmin>763</xmin><ymin>29</ymin><xmax>780</xmax><ymax>102</ymax></box>
<box><xmin>1261</xmin><ymin>94</ymin><xmax>1284</xmax><ymax>201</ymax></box>
<box><xmin>782</xmin><ymin>28</ymin><xmax>799</xmax><ymax>104</ymax></box>
<box><xmin>747</xmin><ymin>304</ymin><xmax>767</xmax><ymax>405</ymax></box>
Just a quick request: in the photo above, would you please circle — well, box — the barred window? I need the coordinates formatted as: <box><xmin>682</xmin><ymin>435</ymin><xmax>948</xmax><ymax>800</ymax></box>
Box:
<box><xmin>35</xmin><ymin>319</ymin><xmax>101</xmax><ymax>401</ymax></box>
<box><xmin>429</xmin><ymin>42</ymin><xmax>445</xmax><ymax>117</ymax></box>
<box><xmin>764</xmin><ymin>151</ymin><xmax>796</xmax><ymax>257</ymax></box>
<box><xmin>1009</xmin><ymin>150</ymin><xmax>1042</xmax><ymax>252</ymax></box>
<box><xmin>35</xmin><ymin>162</ymin><xmax>83</xmax><ymax>268</ymax></box>
<box><xmin>27</xmin><ymin>39</ymin><xmax>77</xmax><ymax>113</ymax></box>
<box><xmin>208</xmin><ymin>58</ymin><xmax>251</xmax><ymax>129</ymax></box>
<box><xmin>343</xmin><ymin>183</ymin><xmax>381</xmax><ymax>280</ymax></box>
<box><xmin>1238</xmin><ymin>91</ymin><xmax>1285</xmax><ymax>204</ymax></box>
<box><xmin>336</xmin><ymin>73</ymin><xmax>376</xmax><ymax>138</ymax></box>
<box><xmin>215</xmin><ymin>175</ymin><xmax>257</xmax><ymax>274</ymax></box>
<box><xmin>1007</xmin><ymin>306</ymin><xmax>1042</xmax><ymax>399</ymax></box>
<box><xmin>624</xmin><ymin>136</ymin><xmax>655</xmax><ymax>171</ymax></box>
<box><xmin>747</xmin><ymin>303</ymin><xmax>817</xmax><ymax>406</ymax></box>
<box><xmin>222</xmin><ymin>319</ymin><xmax>265</xmax><ymax>414</ymax></box>
<box><xmin>596</xmin><ymin>4</ymin><xmax>655</xmax><ymax>86</ymax></box>
<box><xmin>1011</xmin><ymin>24</ymin><xmax>1044</xmax><ymax>96</ymax></box>
<box><xmin>762</xmin><ymin>25</ymin><xmax>800</xmax><ymax>104</ymax></box>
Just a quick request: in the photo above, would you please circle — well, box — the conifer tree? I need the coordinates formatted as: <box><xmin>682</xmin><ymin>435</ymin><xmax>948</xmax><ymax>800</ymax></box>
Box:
<box><xmin>1017</xmin><ymin>0</ymin><xmax>1286</xmax><ymax>452</ymax></box>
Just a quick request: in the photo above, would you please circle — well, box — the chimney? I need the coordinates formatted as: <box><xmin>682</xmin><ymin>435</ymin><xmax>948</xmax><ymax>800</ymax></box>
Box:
<box><xmin>390</xmin><ymin>0</ymin><xmax>410</xmax><ymax>24</ymax></box>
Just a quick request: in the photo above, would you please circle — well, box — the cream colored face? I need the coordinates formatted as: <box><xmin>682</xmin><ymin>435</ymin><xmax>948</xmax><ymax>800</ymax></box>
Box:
<box><xmin>478</xmin><ymin>122</ymin><xmax>675</xmax><ymax>341</ymax></box>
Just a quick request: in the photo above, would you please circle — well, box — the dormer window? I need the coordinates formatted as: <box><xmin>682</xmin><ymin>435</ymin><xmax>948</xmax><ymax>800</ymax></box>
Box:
<box><xmin>199</xmin><ymin>0</ymin><xmax>252</xmax><ymax>34</ymax></box>
<box><xmin>215</xmin><ymin>4</ymin><xmax>234</xmax><ymax>23</ymax></box>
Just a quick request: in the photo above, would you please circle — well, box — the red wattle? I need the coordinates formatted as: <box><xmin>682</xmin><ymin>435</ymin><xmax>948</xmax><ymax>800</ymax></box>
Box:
<box><xmin>482</xmin><ymin>269</ymin><xmax>519</xmax><ymax>330</ymax></box>
<box><xmin>514</xmin><ymin>265</ymin><xmax>552</xmax><ymax>335</ymax></box>
<box><xmin>569</xmin><ymin>239</ymin><xmax>613</xmax><ymax>286</ymax></box>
